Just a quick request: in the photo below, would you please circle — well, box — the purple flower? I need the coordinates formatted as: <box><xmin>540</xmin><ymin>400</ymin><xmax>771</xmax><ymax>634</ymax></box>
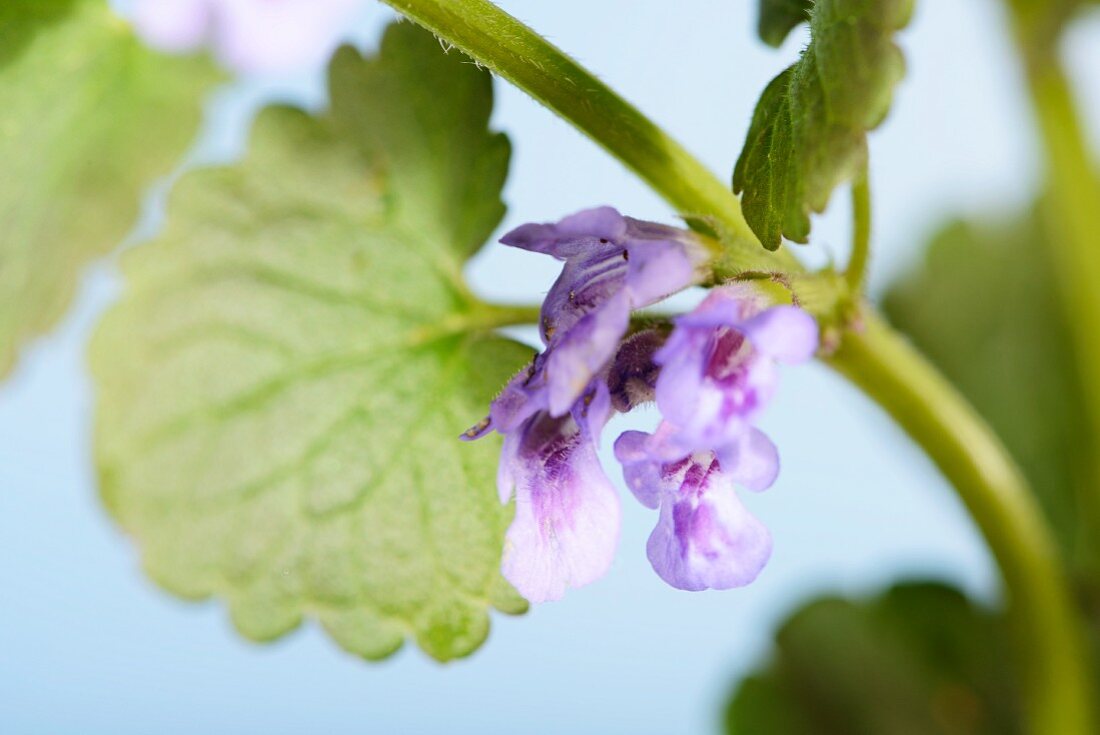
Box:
<box><xmin>614</xmin><ymin>433</ymin><xmax>772</xmax><ymax>591</ymax></box>
<box><xmin>465</xmin><ymin>206</ymin><xmax>704</xmax><ymax>603</ymax></box>
<box><xmin>501</xmin><ymin>207</ymin><xmax>706</xmax><ymax>416</ymax></box>
<box><xmin>653</xmin><ymin>286</ymin><xmax>818</xmax><ymax>464</ymax></box>
<box><xmin>132</xmin><ymin>0</ymin><xmax>363</xmax><ymax>73</ymax></box>
<box><xmin>465</xmin><ymin>210</ymin><xmax>817</xmax><ymax>601</ymax></box>
<box><xmin>609</xmin><ymin>288</ymin><xmax>816</xmax><ymax>590</ymax></box>
<box><xmin>497</xmin><ymin>410</ymin><xmax>620</xmax><ymax>603</ymax></box>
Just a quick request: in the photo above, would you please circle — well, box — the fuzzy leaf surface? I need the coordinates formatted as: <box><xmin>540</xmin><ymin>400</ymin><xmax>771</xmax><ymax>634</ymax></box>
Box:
<box><xmin>733</xmin><ymin>0</ymin><xmax>913</xmax><ymax>250</ymax></box>
<box><xmin>91</xmin><ymin>24</ymin><xmax>531</xmax><ymax>662</ymax></box>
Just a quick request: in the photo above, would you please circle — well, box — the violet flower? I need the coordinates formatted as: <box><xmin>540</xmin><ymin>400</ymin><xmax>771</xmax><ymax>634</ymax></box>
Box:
<box><xmin>496</xmin><ymin>402</ymin><xmax>620</xmax><ymax>603</ymax></box>
<box><xmin>466</xmin><ymin>210</ymin><xmax>817</xmax><ymax>601</ymax></box>
<box><xmin>464</xmin><ymin>209</ymin><xmax>706</xmax><ymax>602</ymax></box>
<box><xmin>500</xmin><ymin>207</ymin><xmax>707</xmax><ymax>416</ymax></box>
<box><xmin>132</xmin><ymin>0</ymin><xmax>363</xmax><ymax>73</ymax></box>
<box><xmin>652</xmin><ymin>286</ymin><xmax>818</xmax><ymax>473</ymax></box>
<box><xmin>607</xmin><ymin>287</ymin><xmax>816</xmax><ymax>589</ymax></box>
<box><xmin>614</xmin><ymin>434</ymin><xmax>772</xmax><ymax>591</ymax></box>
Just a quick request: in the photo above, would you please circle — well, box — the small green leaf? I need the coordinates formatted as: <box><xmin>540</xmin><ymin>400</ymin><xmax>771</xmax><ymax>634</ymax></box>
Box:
<box><xmin>884</xmin><ymin>209</ymin><xmax>1100</xmax><ymax>602</ymax></box>
<box><xmin>0</xmin><ymin>0</ymin><xmax>218</xmax><ymax>378</ymax></box>
<box><xmin>91</xmin><ymin>24</ymin><xmax>532</xmax><ymax>661</ymax></box>
<box><xmin>756</xmin><ymin>0</ymin><xmax>813</xmax><ymax>47</ymax></box>
<box><xmin>725</xmin><ymin>582</ymin><xmax>1023</xmax><ymax>734</ymax></box>
<box><xmin>733</xmin><ymin>0</ymin><xmax>913</xmax><ymax>250</ymax></box>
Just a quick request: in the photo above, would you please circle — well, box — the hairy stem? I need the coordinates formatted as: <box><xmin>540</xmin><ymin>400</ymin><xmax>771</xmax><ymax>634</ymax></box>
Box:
<box><xmin>845</xmin><ymin>166</ymin><xmax>872</xmax><ymax>293</ymax></box>
<box><xmin>828</xmin><ymin>313</ymin><xmax>1094</xmax><ymax>735</ymax></box>
<box><xmin>378</xmin><ymin>0</ymin><xmax>797</xmax><ymax>274</ymax></box>
<box><xmin>386</xmin><ymin>0</ymin><xmax>1094</xmax><ymax>728</ymax></box>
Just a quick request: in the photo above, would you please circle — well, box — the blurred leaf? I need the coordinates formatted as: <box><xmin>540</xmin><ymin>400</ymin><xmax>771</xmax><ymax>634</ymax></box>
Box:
<box><xmin>756</xmin><ymin>0</ymin><xmax>812</xmax><ymax>47</ymax></box>
<box><xmin>884</xmin><ymin>211</ymin><xmax>1100</xmax><ymax>585</ymax></box>
<box><xmin>0</xmin><ymin>0</ymin><xmax>217</xmax><ymax>378</ymax></box>
<box><xmin>0</xmin><ymin>0</ymin><xmax>79</xmax><ymax>66</ymax></box>
<box><xmin>725</xmin><ymin>582</ymin><xmax>1022</xmax><ymax>734</ymax></box>
<box><xmin>91</xmin><ymin>23</ymin><xmax>532</xmax><ymax>662</ymax></box>
<box><xmin>733</xmin><ymin>0</ymin><xmax>913</xmax><ymax>250</ymax></box>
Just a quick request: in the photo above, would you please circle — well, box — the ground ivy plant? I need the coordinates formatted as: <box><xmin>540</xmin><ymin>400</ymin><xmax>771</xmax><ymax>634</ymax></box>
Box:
<box><xmin>4</xmin><ymin>1</ymin><xmax>1100</xmax><ymax>733</ymax></box>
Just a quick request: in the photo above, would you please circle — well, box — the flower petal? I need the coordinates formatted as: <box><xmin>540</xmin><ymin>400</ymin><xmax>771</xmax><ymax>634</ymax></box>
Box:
<box><xmin>623</xmin><ymin>240</ymin><xmax>697</xmax><ymax>306</ymax></box>
<box><xmin>716</xmin><ymin>427</ymin><xmax>780</xmax><ymax>492</ymax></box>
<box><xmin>646</xmin><ymin>466</ymin><xmax>772</xmax><ymax>591</ymax></box>
<box><xmin>544</xmin><ymin>290</ymin><xmax>631</xmax><ymax>416</ymax></box>
<box><xmin>555</xmin><ymin>206</ymin><xmax>627</xmax><ymax>240</ymax></box>
<box><xmin>613</xmin><ymin>431</ymin><xmax>664</xmax><ymax>509</ymax></box>
<box><xmin>501</xmin><ymin>415</ymin><xmax>621</xmax><ymax>602</ymax></box>
<box><xmin>739</xmin><ymin>306</ymin><xmax>819</xmax><ymax>363</ymax></box>
<box><xmin>496</xmin><ymin>429</ymin><xmax>522</xmax><ymax>504</ymax></box>
<box><xmin>500</xmin><ymin>206</ymin><xmax>626</xmax><ymax>258</ymax></box>
<box><xmin>487</xmin><ymin>356</ymin><xmax>548</xmax><ymax>434</ymax></box>
<box><xmin>541</xmin><ymin>246</ymin><xmax>629</xmax><ymax>344</ymax></box>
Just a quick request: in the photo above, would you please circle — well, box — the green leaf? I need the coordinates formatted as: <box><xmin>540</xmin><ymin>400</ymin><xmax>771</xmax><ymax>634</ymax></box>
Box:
<box><xmin>756</xmin><ymin>0</ymin><xmax>813</xmax><ymax>47</ymax></box>
<box><xmin>733</xmin><ymin>0</ymin><xmax>913</xmax><ymax>250</ymax></box>
<box><xmin>0</xmin><ymin>0</ymin><xmax>79</xmax><ymax>66</ymax></box>
<box><xmin>725</xmin><ymin>582</ymin><xmax>1023</xmax><ymax>734</ymax></box>
<box><xmin>884</xmin><ymin>210</ymin><xmax>1100</xmax><ymax>587</ymax></box>
<box><xmin>0</xmin><ymin>0</ymin><xmax>218</xmax><ymax>378</ymax></box>
<box><xmin>91</xmin><ymin>23</ymin><xmax>533</xmax><ymax>662</ymax></box>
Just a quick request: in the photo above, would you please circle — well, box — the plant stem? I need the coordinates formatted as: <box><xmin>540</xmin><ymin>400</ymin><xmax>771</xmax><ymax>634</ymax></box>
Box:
<box><xmin>845</xmin><ymin>166</ymin><xmax>872</xmax><ymax>293</ymax></box>
<box><xmin>378</xmin><ymin>0</ymin><xmax>797</xmax><ymax>274</ymax></box>
<box><xmin>1008</xmin><ymin>6</ymin><xmax>1100</xmax><ymax>580</ymax></box>
<box><xmin>384</xmin><ymin>1</ymin><xmax>1095</xmax><ymax>728</ymax></box>
<box><xmin>828</xmin><ymin>312</ymin><xmax>1094</xmax><ymax>735</ymax></box>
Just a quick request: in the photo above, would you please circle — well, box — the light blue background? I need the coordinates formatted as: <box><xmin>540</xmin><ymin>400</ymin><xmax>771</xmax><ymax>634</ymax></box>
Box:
<box><xmin>3</xmin><ymin>2</ymin><xmax>1099</xmax><ymax>733</ymax></box>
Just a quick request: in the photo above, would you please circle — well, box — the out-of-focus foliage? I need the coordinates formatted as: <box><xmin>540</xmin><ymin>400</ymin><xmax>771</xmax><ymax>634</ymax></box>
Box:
<box><xmin>733</xmin><ymin>0</ymin><xmax>913</xmax><ymax>250</ymax></box>
<box><xmin>725</xmin><ymin>582</ymin><xmax>1022</xmax><ymax>734</ymax></box>
<box><xmin>1004</xmin><ymin>0</ymin><xmax>1100</xmax><ymax>55</ymax></box>
<box><xmin>884</xmin><ymin>210</ymin><xmax>1100</xmax><ymax>605</ymax></box>
<box><xmin>0</xmin><ymin>0</ymin><xmax>78</xmax><ymax>66</ymax></box>
<box><xmin>91</xmin><ymin>23</ymin><xmax>532</xmax><ymax>662</ymax></box>
<box><xmin>755</xmin><ymin>0</ymin><xmax>812</xmax><ymax>47</ymax></box>
<box><xmin>0</xmin><ymin>0</ymin><xmax>217</xmax><ymax>378</ymax></box>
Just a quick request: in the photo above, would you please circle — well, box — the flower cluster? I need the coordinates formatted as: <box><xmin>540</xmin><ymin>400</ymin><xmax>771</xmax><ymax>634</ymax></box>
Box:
<box><xmin>132</xmin><ymin>0</ymin><xmax>363</xmax><ymax>73</ymax></box>
<box><xmin>465</xmin><ymin>207</ymin><xmax>818</xmax><ymax>602</ymax></box>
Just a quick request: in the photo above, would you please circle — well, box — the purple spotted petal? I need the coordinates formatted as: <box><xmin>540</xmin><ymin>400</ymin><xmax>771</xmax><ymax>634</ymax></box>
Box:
<box><xmin>644</xmin><ymin>455</ymin><xmax>772</xmax><ymax>591</ymax></box>
<box><xmin>652</xmin><ymin>287</ymin><xmax>815</xmax><ymax>459</ymax></box>
<box><xmin>498</xmin><ymin>413</ymin><xmax>621</xmax><ymax>602</ymax></box>
<box><xmin>654</xmin><ymin>327</ymin><xmax>773</xmax><ymax>451</ymax></box>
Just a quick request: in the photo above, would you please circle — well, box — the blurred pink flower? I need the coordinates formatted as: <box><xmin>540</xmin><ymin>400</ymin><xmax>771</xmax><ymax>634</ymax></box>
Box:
<box><xmin>132</xmin><ymin>0</ymin><xmax>364</xmax><ymax>73</ymax></box>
